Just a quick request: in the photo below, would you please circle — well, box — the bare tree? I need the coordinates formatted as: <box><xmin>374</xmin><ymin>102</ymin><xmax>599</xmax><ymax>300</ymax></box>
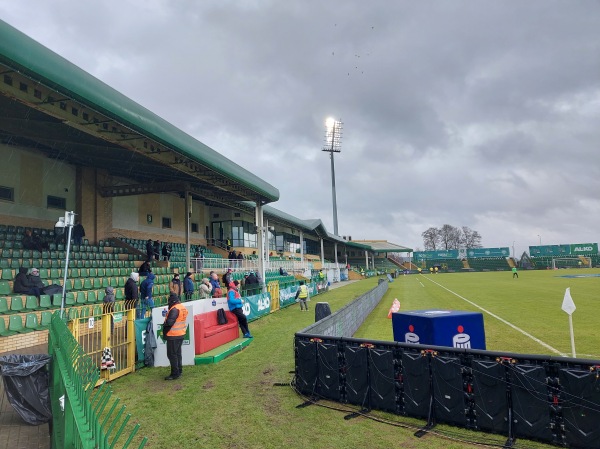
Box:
<box><xmin>422</xmin><ymin>225</ymin><xmax>483</xmax><ymax>250</ymax></box>
<box><xmin>421</xmin><ymin>227</ymin><xmax>440</xmax><ymax>250</ymax></box>
<box><xmin>439</xmin><ymin>224</ymin><xmax>461</xmax><ymax>250</ymax></box>
<box><xmin>461</xmin><ymin>226</ymin><xmax>482</xmax><ymax>249</ymax></box>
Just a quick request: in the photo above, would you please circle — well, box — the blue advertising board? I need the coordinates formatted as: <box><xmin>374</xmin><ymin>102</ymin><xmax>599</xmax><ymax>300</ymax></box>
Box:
<box><xmin>392</xmin><ymin>309</ymin><xmax>486</xmax><ymax>350</ymax></box>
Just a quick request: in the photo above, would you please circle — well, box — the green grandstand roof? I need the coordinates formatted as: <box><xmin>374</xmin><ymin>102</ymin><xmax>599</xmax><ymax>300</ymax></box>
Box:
<box><xmin>0</xmin><ymin>19</ymin><xmax>279</xmax><ymax>203</ymax></box>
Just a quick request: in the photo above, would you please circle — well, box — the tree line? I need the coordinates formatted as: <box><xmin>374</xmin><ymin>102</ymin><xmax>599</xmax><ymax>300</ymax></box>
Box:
<box><xmin>421</xmin><ymin>225</ymin><xmax>482</xmax><ymax>250</ymax></box>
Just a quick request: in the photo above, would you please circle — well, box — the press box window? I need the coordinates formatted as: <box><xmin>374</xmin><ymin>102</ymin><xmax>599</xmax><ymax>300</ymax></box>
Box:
<box><xmin>47</xmin><ymin>195</ymin><xmax>66</xmax><ymax>209</ymax></box>
<box><xmin>191</xmin><ymin>223</ymin><xmax>199</xmax><ymax>233</ymax></box>
<box><xmin>0</xmin><ymin>186</ymin><xmax>14</xmax><ymax>202</ymax></box>
<box><xmin>162</xmin><ymin>217</ymin><xmax>172</xmax><ymax>229</ymax></box>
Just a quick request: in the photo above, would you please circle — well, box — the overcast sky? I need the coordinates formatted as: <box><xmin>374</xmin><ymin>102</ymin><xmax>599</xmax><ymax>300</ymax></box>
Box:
<box><xmin>2</xmin><ymin>1</ymin><xmax>599</xmax><ymax>257</ymax></box>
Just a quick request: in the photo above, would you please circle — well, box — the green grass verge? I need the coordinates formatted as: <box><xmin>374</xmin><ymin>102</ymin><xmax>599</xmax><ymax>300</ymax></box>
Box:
<box><xmin>112</xmin><ymin>271</ymin><xmax>597</xmax><ymax>448</ymax></box>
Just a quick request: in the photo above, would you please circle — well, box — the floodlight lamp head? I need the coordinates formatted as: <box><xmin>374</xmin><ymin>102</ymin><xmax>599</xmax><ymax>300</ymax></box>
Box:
<box><xmin>55</xmin><ymin>217</ymin><xmax>65</xmax><ymax>228</ymax></box>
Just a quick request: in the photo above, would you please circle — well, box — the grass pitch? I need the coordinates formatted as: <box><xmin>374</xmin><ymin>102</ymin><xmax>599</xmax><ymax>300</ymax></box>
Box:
<box><xmin>111</xmin><ymin>270</ymin><xmax>600</xmax><ymax>448</ymax></box>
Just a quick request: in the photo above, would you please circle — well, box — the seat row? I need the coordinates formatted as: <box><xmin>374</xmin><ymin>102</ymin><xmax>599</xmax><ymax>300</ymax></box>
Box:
<box><xmin>0</xmin><ymin>311</ymin><xmax>52</xmax><ymax>336</ymax></box>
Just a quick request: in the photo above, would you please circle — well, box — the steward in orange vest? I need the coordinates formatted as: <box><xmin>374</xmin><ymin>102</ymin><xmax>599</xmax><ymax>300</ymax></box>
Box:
<box><xmin>163</xmin><ymin>293</ymin><xmax>188</xmax><ymax>380</ymax></box>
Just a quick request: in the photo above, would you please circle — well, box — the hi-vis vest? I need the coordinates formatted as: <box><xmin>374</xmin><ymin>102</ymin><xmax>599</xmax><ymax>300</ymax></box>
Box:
<box><xmin>166</xmin><ymin>303</ymin><xmax>188</xmax><ymax>337</ymax></box>
<box><xmin>298</xmin><ymin>285</ymin><xmax>308</xmax><ymax>299</ymax></box>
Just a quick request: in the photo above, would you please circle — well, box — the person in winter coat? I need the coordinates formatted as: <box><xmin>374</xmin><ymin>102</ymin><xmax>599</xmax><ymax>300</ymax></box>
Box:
<box><xmin>169</xmin><ymin>273</ymin><xmax>182</xmax><ymax>298</ymax></box>
<box><xmin>124</xmin><ymin>272</ymin><xmax>139</xmax><ymax>311</ymax></box>
<box><xmin>210</xmin><ymin>272</ymin><xmax>222</xmax><ymax>298</ymax></box>
<box><xmin>222</xmin><ymin>268</ymin><xmax>233</xmax><ymax>286</ymax></box>
<box><xmin>145</xmin><ymin>239</ymin><xmax>154</xmax><ymax>262</ymax></box>
<box><xmin>183</xmin><ymin>272</ymin><xmax>194</xmax><ymax>300</ymax></box>
<box><xmin>139</xmin><ymin>273</ymin><xmax>155</xmax><ymax>318</ymax></box>
<box><xmin>153</xmin><ymin>240</ymin><xmax>161</xmax><ymax>261</ymax></box>
<box><xmin>199</xmin><ymin>277</ymin><xmax>212</xmax><ymax>299</ymax></box>
<box><xmin>162</xmin><ymin>243</ymin><xmax>172</xmax><ymax>262</ymax></box>
<box><xmin>227</xmin><ymin>281</ymin><xmax>252</xmax><ymax>338</ymax></box>
<box><xmin>138</xmin><ymin>261</ymin><xmax>151</xmax><ymax>277</ymax></box>
<box><xmin>13</xmin><ymin>267</ymin><xmax>41</xmax><ymax>297</ymax></box>
<box><xmin>27</xmin><ymin>268</ymin><xmax>45</xmax><ymax>291</ymax></box>
<box><xmin>103</xmin><ymin>286</ymin><xmax>116</xmax><ymax>334</ymax></box>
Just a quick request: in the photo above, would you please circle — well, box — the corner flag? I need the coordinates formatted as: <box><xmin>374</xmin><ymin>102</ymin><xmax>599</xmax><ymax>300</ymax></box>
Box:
<box><xmin>561</xmin><ymin>287</ymin><xmax>576</xmax><ymax>315</ymax></box>
<box><xmin>561</xmin><ymin>287</ymin><xmax>577</xmax><ymax>357</ymax></box>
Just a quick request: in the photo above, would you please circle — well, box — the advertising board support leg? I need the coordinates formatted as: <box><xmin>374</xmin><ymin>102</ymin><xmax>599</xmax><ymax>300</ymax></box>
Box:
<box><xmin>504</xmin><ymin>362</ymin><xmax>516</xmax><ymax>448</ymax></box>
<box><xmin>414</xmin><ymin>351</ymin><xmax>436</xmax><ymax>437</ymax></box>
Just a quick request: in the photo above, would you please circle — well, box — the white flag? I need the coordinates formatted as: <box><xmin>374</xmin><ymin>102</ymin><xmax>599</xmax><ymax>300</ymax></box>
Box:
<box><xmin>561</xmin><ymin>287</ymin><xmax>576</xmax><ymax>315</ymax></box>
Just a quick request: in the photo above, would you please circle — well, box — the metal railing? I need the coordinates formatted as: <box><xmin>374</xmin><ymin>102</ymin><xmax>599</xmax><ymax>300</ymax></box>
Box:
<box><xmin>49</xmin><ymin>311</ymin><xmax>146</xmax><ymax>448</ymax></box>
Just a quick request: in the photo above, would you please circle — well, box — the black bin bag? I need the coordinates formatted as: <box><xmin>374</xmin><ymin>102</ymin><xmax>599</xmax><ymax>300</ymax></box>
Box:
<box><xmin>0</xmin><ymin>354</ymin><xmax>52</xmax><ymax>425</ymax></box>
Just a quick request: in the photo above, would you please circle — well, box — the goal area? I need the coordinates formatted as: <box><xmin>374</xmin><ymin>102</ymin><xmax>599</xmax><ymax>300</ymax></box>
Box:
<box><xmin>552</xmin><ymin>257</ymin><xmax>592</xmax><ymax>269</ymax></box>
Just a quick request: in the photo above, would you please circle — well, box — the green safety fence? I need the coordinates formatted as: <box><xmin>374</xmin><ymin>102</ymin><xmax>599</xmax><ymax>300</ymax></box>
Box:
<box><xmin>48</xmin><ymin>312</ymin><xmax>147</xmax><ymax>449</ymax></box>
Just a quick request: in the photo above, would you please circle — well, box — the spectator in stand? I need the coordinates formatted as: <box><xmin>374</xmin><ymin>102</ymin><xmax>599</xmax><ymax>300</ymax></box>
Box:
<box><xmin>162</xmin><ymin>243</ymin><xmax>172</xmax><ymax>262</ymax></box>
<box><xmin>237</xmin><ymin>251</ymin><xmax>244</xmax><ymax>268</ymax></box>
<box><xmin>139</xmin><ymin>273</ymin><xmax>155</xmax><ymax>318</ymax></box>
<box><xmin>228</xmin><ymin>249</ymin><xmax>236</xmax><ymax>268</ymax></box>
<box><xmin>13</xmin><ymin>267</ymin><xmax>42</xmax><ymax>297</ymax></box>
<box><xmin>210</xmin><ymin>272</ymin><xmax>222</xmax><ymax>298</ymax></box>
<box><xmin>199</xmin><ymin>277</ymin><xmax>212</xmax><ymax>299</ymax></box>
<box><xmin>279</xmin><ymin>267</ymin><xmax>289</xmax><ymax>276</ymax></box>
<box><xmin>73</xmin><ymin>220</ymin><xmax>85</xmax><ymax>246</ymax></box>
<box><xmin>222</xmin><ymin>268</ymin><xmax>233</xmax><ymax>287</ymax></box>
<box><xmin>169</xmin><ymin>273</ymin><xmax>182</xmax><ymax>298</ymax></box>
<box><xmin>124</xmin><ymin>272</ymin><xmax>139</xmax><ymax>311</ymax></box>
<box><xmin>153</xmin><ymin>240</ymin><xmax>161</xmax><ymax>261</ymax></box>
<box><xmin>227</xmin><ymin>281</ymin><xmax>252</xmax><ymax>338</ymax></box>
<box><xmin>138</xmin><ymin>261</ymin><xmax>151</xmax><ymax>276</ymax></box>
<box><xmin>183</xmin><ymin>272</ymin><xmax>194</xmax><ymax>300</ymax></box>
<box><xmin>22</xmin><ymin>229</ymin><xmax>47</xmax><ymax>252</ymax></box>
<box><xmin>103</xmin><ymin>286</ymin><xmax>115</xmax><ymax>334</ymax></box>
<box><xmin>28</xmin><ymin>267</ymin><xmax>45</xmax><ymax>293</ymax></box>
<box><xmin>145</xmin><ymin>239</ymin><xmax>154</xmax><ymax>262</ymax></box>
<box><xmin>244</xmin><ymin>271</ymin><xmax>259</xmax><ymax>294</ymax></box>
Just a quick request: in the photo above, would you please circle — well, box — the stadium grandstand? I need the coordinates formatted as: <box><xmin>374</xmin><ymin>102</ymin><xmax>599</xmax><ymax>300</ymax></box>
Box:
<box><xmin>0</xmin><ymin>19</ymin><xmax>412</xmax><ymax>355</ymax></box>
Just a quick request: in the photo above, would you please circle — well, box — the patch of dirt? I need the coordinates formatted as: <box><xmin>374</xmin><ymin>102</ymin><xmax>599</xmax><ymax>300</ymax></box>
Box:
<box><xmin>202</xmin><ymin>380</ymin><xmax>215</xmax><ymax>390</ymax></box>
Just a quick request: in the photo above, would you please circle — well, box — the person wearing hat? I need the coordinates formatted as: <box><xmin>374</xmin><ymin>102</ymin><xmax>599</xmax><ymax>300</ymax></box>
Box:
<box><xmin>28</xmin><ymin>267</ymin><xmax>45</xmax><ymax>292</ymax></box>
<box><xmin>162</xmin><ymin>293</ymin><xmax>188</xmax><ymax>380</ymax></box>
<box><xmin>227</xmin><ymin>281</ymin><xmax>252</xmax><ymax>338</ymax></box>
<box><xmin>222</xmin><ymin>267</ymin><xmax>233</xmax><ymax>286</ymax></box>
<box><xmin>124</xmin><ymin>272</ymin><xmax>139</xmax><ymax>311</ymax></box>
<box><xmin>183</xmin><ymin>272</ymin><xmax>195</xmax><ymax>300</ymax></box>
<box><xmin>199</xmin><ymin>277</ymin><xmax>212</xmax><ymax>299</ymax></box>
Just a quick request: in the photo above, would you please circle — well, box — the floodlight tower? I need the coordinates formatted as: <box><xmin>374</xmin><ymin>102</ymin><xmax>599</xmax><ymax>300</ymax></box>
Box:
<box><xmin>323</xmin><ymin>118</ymin><xmax>342</xmax><ymax>237</ymax></box>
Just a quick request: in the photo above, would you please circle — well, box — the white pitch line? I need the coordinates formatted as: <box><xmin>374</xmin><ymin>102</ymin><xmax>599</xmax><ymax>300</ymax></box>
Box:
<box><xmin>422</xmin><ymin>275</ymin><xmax>567</xmax><ymax>357</ymax></box>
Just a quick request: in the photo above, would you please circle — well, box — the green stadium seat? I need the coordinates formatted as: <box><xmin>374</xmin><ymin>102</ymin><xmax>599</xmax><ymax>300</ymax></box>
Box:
<box><xmin>1</xmin><ymin>269</ymin><xmax>12</xmax><ymax>280</ymax></box>
<box><xmin>93</xmin><ymin>305</ymin><xmax>103</xmax><ymax>316</ymax></box>
<box><xmin>9</xmin><ymin>315</ymin><xmax>33</xmax><ymax>334</ymax></box>
<box><xmin>83</xmin><ymin>278</ymin><xmax>93</xmax><ymax>290</ymax></box>
<box><xmin>65</xmin><ymin>292</ymin><xmax>75</xmax><ymax>307</ymax></box>
<box><xmin>88</xmin><ymin>268</ymin><xmax>97</xmax><ymax>277</ymax></box>
<box><xmin>97</xmin><ymin>290</ymin><xmax>105</xmax><ymax>303</ymax></box>
<box><xmin>76</xmin><ymin>291</ymin><xmax>87</xmax><ymax>305</ymax></box>
<box><xmin>93</xmin><ymin>278</ymin><xmax>102</xmax><ymax>289</ymax></box>
<box><xmin>79</xmin><ymin>306</ymin><xmax>90</xmax><ymax>318</ymax></box>
<box><xmin>39</xmin><ymin>294</ymin><xmax>52</xmax><ymax>309</ymax></box>
<box><xmin>87</xmin><ymin>291</ymin><xmax>97</xmax><ymax>303</ymax></box>
<box><xmin>25</xmin><ymin>313</ymin><xmax>44</xmax><ymax>331</ymax></box>
<box><xmin>67</xmin><ymin>308</ymin><xmax>78</xmax><ymax>320</ymax></box>
<box><xmin>25</xmin><ymin>295</ymin><xmax>40</xmax><ymax>311</ymax></box>
<box><xmin>73</xmin><ymin>278</ymin><xmax>83</xmax><ymax>290</ymax></box>
<box><xmin>115</xmin><ymin>289</ymin><xmax>124</xmax><ymax>300</ymax></box>
<box><xmin>50</xmin><ymin>268</ymin><xmax>61</xmax><ymax>279</ymax></box>
<box><xmin>38</xmin><ymin>311</ymin><xmax>52</xmax><ymax>329</ymax></box>
<box><xmin>0</xmin><ymin>317</ymin><xmax>17</xmax><ymax>337</ymax></box>
<box><xmin>97</xmin><ymin>268</ymin><xmax>106</xmax><ymax>277</ymax></box>
<box><xmin>79</xmin><ymin>268</ymin><xmax>89</xmax><ymax>277</ymax></box>
<box><xmin>10</xmin><ymin>296</ymin><xmax>24</xmax><ymax>313</ymax></box>
<box><xmin>0</xmin><ymin>297</ymin><xmax>9</xmax><ymax>314</ymax></box>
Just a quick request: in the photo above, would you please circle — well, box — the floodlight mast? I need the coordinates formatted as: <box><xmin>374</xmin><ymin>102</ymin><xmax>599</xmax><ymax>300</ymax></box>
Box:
<box><xmin>323</xmin><ymin>118</ymin><xmax>342</xmax><ymax>238</ymax></box>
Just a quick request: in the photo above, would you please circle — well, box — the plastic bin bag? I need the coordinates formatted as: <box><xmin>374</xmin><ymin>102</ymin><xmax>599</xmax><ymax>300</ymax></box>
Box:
<box><xmin>0</xmin><ymin>354</ymin><xmax>52</xmax><ymax>425</ymax></box>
